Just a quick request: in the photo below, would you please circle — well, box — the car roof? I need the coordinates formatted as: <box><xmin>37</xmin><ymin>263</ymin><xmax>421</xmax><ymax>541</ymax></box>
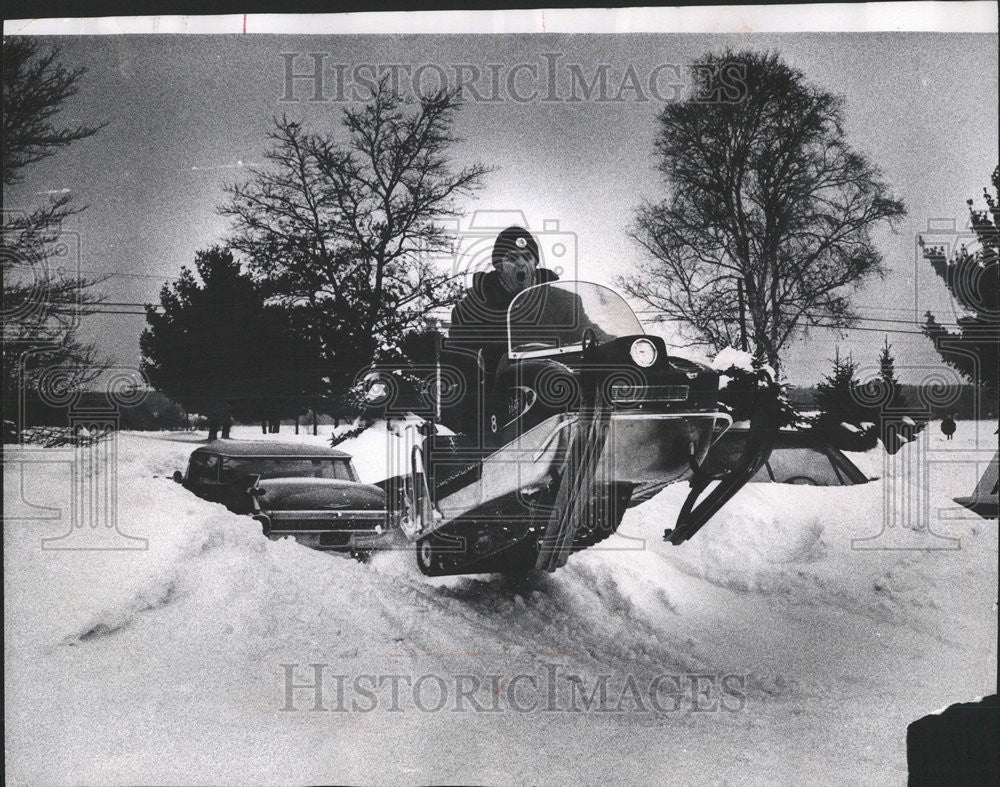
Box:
<box><xmin>191</xmin><ymin>439</ymin><xmax>351</xmax><ymax>459</ymax></box>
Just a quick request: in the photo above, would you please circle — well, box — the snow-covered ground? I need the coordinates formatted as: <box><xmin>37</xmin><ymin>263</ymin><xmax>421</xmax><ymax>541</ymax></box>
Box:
<box><xmin>4</xmin><ymin>421</ymin><xmax>996</xmax><ymax>784</ymax></box>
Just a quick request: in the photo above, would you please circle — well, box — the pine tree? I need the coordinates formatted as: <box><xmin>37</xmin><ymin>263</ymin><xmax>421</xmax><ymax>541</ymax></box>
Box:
<box><xmin>2</xmin><ymin>39</ymin><xmax>107</xmax><ymax>438</ymax></box>
<box><xmin>815</xmin><ymin>349</ymin><xmax>871</xmax><ymax>426</ymax></box>
<box><xmin>877</xmin><ymin>336</ymin><xmax>907</xmax><ymax>411</ymax></box>
<box><xmin>814</xmin><ymin>349</ymin><xmax>877</xmax><ymax>449</ymax></box>
<box><xmin>140</xmin><ymin>247</ymin><xmax>322</xmax><ymax>439</ymax></box>
<box><xmin>229</xmin><ymin>304</ymin><xmax>326</xmax><ymax>433</ymax></box>
<box><xmin>922</xmin><ymin>166</ymin><xmax>999</xmax><ymax>392</ymax></box>
<box><xmin>871</xmin><ymin>336</ymin><xmax>918</xmax><ymax>451</ymax></box>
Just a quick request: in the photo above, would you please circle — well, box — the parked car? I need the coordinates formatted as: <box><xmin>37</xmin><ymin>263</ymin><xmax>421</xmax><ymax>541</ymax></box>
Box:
<box><xmin>174</xmin><ymin>439</ymin><xmax>389</xmax><ymax>552</ymax></box>
<box><xmin>708</xmin><ymin>426</ymin><xmax>872</xmax><ymax>486</ymax></box>
<box><xmin>748</xmin><ymin>428</ymin><xmax>871</xmax><ymax>485</ymax></box>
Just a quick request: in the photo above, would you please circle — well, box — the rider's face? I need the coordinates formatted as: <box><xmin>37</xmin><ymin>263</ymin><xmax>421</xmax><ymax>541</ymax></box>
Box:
<box><xmin>496</xmin><ymin>249</ymin><xmax>538</xmax><ymax>295</ymax></box>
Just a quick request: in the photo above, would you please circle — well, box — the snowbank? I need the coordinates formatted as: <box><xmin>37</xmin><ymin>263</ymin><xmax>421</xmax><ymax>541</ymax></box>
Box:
<box><xmin>4</xmin><ymin>420</ymin><xmax>996</xmax><ymax>784</ymax></box>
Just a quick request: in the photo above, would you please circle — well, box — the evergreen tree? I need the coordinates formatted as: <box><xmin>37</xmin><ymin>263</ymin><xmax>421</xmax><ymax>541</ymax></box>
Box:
<box><xmin>815</xmin><ymin>349</ymin><xmax>867</xmax><ymax>427</ymax></box>
<box><xmin>229</xmin><ymin>304</ymin><xmax>326</xmax><ymax>433</ymax></box>
<box><xmin>877</xmin><ymin>336</ymin><xmax>907</xmax><ymax>411</ymax></box>
<box><xmin>922</xmin><ymin>165</ymin><xmax>999</xmax><ymax>392</ymax></box>
<box><xmin>814</xmin><ymin>349</ymin><xmax>879</xmax><ymax>449</ymax></box>
<box><xmin>2</xmin><ymin>38</ymin><xmax>107</xmax><ymax>438</ymax></box>
<box><xmin>140</xmin><ymin>247</ymin><xmax>321</xmax><ymax>439</ymax></box>
<box><xmin>868</xmin><ymin>337</ymin><xmax>918</xmax><ymax>452</ymax></box>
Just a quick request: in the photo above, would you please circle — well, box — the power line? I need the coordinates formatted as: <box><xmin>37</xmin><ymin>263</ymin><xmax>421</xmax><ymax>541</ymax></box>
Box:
<box><xmin>79</xmin><ymin>309</ymin><xmax>147</xmax><ymax>316</ymax></box>
<box><xmin>641</xmin><ymin>313</ymin><xmax>934</xmax><ymax>336</ymax></box>
<box><xmin>636</xmin><ymin>307</ymin><xmax>962</xmax><ymax>330</ymax></box>
<box><xmin>77</xmin><ymin>268</ymin><xmax>179</xmax><ymax>280</ymax></box>
<box><xmin>636</xmin><ymin>305</ymin><xmax>929</xmax><ymax>320</ymax></box>
<box><xmin>639</xmin><ymin>311</ymin><xmax>949</xmax><ymax>328</ymax></box>
<box><xmin>56</xmin><ymin>295</ymin><xmax>974</xmax><ymax>338</ymax></box>
<box><xmin>89</xmin><ymin>302</ymin><xmax>156</xmax><ymax>308</ymax></box>
<box><xmin>71</xmin><ymin>299</ymin><xmax>963</xmax><ymax>325</ymax></box>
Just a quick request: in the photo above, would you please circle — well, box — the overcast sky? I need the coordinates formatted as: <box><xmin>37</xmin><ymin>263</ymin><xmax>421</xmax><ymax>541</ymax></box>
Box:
<box><xmin>6</xmin><ymin>32</ymin><xmax>997</xmax><ymax>385</ymax></box>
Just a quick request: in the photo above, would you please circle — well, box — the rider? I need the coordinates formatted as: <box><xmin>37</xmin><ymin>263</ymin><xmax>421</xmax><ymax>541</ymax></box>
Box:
<box><xmin>449</xmin><ymin>226</ymin><xmax>559</xmax><ymax>370</ymax></box>
<box><xmin>444</xmin><ymin>226</ymin><xmax>559</xmax><ymax>436</ymax></box>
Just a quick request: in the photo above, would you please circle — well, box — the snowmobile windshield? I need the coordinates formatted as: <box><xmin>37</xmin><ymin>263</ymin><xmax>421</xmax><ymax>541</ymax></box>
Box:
<box><xmin>507</xmin><ymin>282</ymin><xmax>644</xmax><ymax>359</ymax></box>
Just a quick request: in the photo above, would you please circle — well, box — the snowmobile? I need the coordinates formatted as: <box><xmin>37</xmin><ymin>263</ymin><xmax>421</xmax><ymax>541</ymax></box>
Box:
<box><xmin>363</xmin><ymin>281</ymin><xmax>779</xmax><ymax>576</ymax></box>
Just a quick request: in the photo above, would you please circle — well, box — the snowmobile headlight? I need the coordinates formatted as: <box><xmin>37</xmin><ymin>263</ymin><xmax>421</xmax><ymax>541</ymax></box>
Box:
<box><xmin>629</xmin><ymin>338</ymin><xmax>658</xmax><ymax>368</ymax></box>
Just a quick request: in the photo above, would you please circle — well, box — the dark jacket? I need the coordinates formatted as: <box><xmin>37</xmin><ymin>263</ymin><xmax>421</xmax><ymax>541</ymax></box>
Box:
<box><xmin>448</xmin><ymin>268</ymin><xmax>559</xmax><ymax>373</ymax></box>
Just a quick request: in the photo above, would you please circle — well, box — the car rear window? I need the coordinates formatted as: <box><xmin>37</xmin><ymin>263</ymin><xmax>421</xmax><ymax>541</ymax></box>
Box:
<box><xmin>764</xmin><ymin>447</ymin><xmax>843</xmax><ymax>485</ymax></box>
<box><xmin>220</xmin><ymin>457</ymin><xmax>355</xmax><ymax>482</ymax></box>
<box><xmin>188</xmin><ymin>453</ymin><xmax>220</xmax><ymax>483</ymax></box>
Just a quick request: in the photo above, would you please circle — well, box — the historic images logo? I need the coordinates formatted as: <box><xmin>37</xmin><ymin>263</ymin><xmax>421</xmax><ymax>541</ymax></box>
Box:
<box><xmin>279</xmin><ymin>53</ymin><xmax>747</xmax><ymax>104</ymax></box>
<box><xmin>280</xmin><ymin>663</ymin><xmax>748</xmax><ymax>714</ymax></box>
<box><xmin>3</xmin><ymin>218</ymin><xmax>150</xmax><ymax>551</ymax></box>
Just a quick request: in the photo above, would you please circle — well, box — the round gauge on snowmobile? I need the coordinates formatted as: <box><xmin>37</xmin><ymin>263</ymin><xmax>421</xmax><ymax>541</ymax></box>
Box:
<box><xmin>629</xmin><ymin>338</ymin><xmax>658</xmax><ymax>367</ymax></box>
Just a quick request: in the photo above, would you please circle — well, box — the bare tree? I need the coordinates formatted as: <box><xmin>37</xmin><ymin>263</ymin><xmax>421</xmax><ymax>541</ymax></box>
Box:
<box><xmin>222</xmin><ymin>78</ymin><xmax>491</xmax><ymax>404</ymax></box>
<box><xmin>2</xmin><ymin>38</ymin><xmax>107</xmax><ymax>435</ymax></box>
<box><xmin>621</xmin><ymin>50</ymin><xmax>905</xmax><ymax>371</ymax></box>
